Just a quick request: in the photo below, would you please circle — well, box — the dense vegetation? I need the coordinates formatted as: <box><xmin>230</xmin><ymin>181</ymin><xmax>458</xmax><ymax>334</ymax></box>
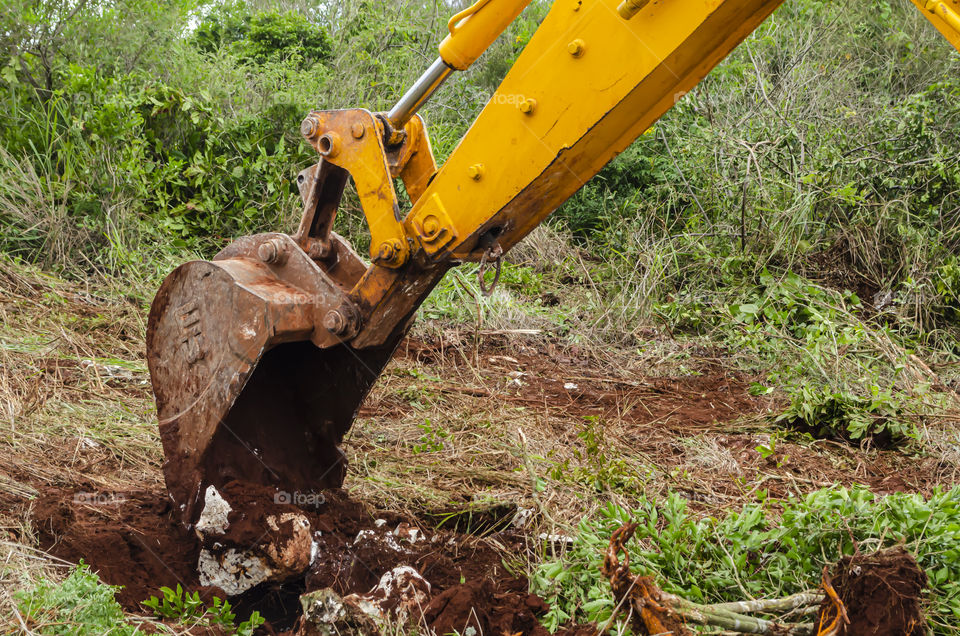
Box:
<box><xmin>534</xmin><ymin>486</ymin><xmax>960</xmax><ymax>631</ymax></box>
<box><xmin>4</xmin><ymin>0</ymin><xmax>956</xmax><ymax>297</ymax></box>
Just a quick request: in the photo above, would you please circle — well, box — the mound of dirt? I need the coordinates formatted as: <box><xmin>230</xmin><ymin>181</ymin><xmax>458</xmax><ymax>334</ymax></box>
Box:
<box><xmin>27</xmin><ymin>484</ymin><xmax>594</xmax><ymax>635</ymax></box>
<box><xmin>30</xmin><ymin>488</ymin><xmax>203</xmax><ymax>607</ymax></box>
<box><xmin>820</xmin><ymin>545</ymin><xmax>927</xmax><ymax>636</ymax></box>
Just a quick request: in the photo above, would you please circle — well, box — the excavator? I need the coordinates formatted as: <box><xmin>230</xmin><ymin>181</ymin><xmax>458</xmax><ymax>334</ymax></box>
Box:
<box><xmin>146</xmin><ymin>0</ymin><xmax>960</xmax><ymax>525</ymax></box>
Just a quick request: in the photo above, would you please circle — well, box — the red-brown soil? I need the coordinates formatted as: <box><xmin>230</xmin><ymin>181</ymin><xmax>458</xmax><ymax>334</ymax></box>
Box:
<box><xmin>819</xmin><ymin>546</ymin><xmax>927</xmax><ymax>636</ymax></box>
<box><xmin>11</xmin><ymin>335</ymin><xmax>953</xmax><ymax>634</ymax></box>
<box><xmin>27</xmin><ymin>481</ymin><xmax>592</xmax><ymax>634</ymax></box>
<box><xmin>388</xmin><ymin>334</ymin><xmax>954</xmax><ymax>500</ymax></box>
<box><xmin>30</xmin><ymin>488</ymin><xmax>200</xmax><ymax>608</ymax></box>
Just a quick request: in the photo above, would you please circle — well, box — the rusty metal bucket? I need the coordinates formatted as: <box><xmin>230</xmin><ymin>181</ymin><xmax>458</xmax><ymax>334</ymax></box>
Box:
<box><xmin>146</xmin><ymin>227</ymin><xmax>406</xmax><ymax>525</ymax></box>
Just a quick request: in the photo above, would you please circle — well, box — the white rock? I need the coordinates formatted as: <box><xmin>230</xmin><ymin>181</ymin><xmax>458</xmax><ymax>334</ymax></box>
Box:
<box><xmin>195</xmin><ymin>486</ymin><xmax>232</xmax><ymax>537</ymax></box>
<box><xmin>353</xmin><ymin>528</ymin><xmax>404</xmax><ymax>552</ymax></box>
<box><xmin>343</xmin><ymin>566</ymin><xmax>431</xmax><ymax>622</ymax></box>
<box><xmin>512</xmin><ymin>506</ymin><xmax>535</xmax><ymax>528</ymax></box>
<box><xmin>197</xmin><ymin>507</ymin><xmax>314</xmax><ymax>596</ymax></box>
<box><xmin>198</xmin><ymin>548</ymin><xmax>271</xmax><ymax>596</ymax></box>
<box><xmin>538</xmin><ymin>532</ymin><xmax>574</xmax><ymax>544</ymax></box>
<box><xmin>392</xmin><ymin>523</ymin><xmax>421</xmax><ymax>544</ymax></box>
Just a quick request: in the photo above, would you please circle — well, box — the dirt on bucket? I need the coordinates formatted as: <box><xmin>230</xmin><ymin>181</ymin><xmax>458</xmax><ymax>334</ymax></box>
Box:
<box><xmin>818</xmin><ymin>545</ymin><xmax>927</xmax><ymax>636</ymax></box>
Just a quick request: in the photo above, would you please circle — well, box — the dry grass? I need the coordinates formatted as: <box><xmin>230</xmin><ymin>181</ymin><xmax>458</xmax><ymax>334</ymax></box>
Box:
<box><xmin>0</xmin><ymin>258</ymin><xmax>159</xmax><ymax>527</ymax></box>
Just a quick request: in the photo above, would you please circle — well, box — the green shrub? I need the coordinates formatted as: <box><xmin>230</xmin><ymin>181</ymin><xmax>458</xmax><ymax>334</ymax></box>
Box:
<box><xmin>193</xmin><ymin>3</ymin><xmax>333</xmax><ymax>69</ymax></box>
<box><xmin>777</xmin><ymin>384</ymin><xmax>912</xmax><ymax>443</ymax></box>
<box><xmin>533</xmin><ymin>487</ymin><xmax>960</xmax><ymax>633</ymax></box>
<box><xmin>15</xmin><ymin>562</ymin><xmax>136</xmax><ymax>635</ymax></box>
<box><xmin>143</xmin><ymin>584</ymin><xmax>264</xmax><ymax>635</ymax></box>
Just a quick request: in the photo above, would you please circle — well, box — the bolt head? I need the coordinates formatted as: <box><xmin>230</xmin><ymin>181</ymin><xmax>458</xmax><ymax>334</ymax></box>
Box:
<box><xmin>351</xmin><ymin>122</ymin><xmax>365</xmax><ymax>139</ymax></box>
<box><xmin>567</xmin><ymin>39</ymin><xmax>585</xmax><ymax>57</ymax></box>
<box><xmin>377</xmin><ymin>241</ymin><xmax>396</xmax><ymax>262</ymax></box>
<box><xmin>467</xmin><ymin>164</ymin><xmax>485</xmax><ymax>181</ymax></box>
<box><xmin>519</xmin><ymin>98</ymin><xmax>537</xmax><ymax>114</ymax></box>
<box><xmin>300</xmin><ymin>116</ymin><xmax>319</xmax><ymax>139</ymax></box>
<box><xmin>323</xmin><ymin>310</ymin><xmax>346</xmax><ymax>334</ymax></box>
<box><xmin>258</xmin><ymin>241</ymin><xmax>278</xmax><ymax>264</ymax></box>
<box><xmin>422</xmin><ymin>215</ymin><xmax>441</xmax><ymax>238</ymax></box>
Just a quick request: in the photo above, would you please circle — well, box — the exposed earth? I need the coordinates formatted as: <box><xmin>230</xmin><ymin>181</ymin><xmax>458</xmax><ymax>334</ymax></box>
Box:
<box><xmin>28</xmin><ymin>481</ymin><xmax>596</xmax><ymax>634</ymax></box>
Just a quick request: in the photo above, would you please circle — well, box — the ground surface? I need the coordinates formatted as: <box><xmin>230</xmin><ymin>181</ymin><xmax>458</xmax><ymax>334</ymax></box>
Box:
<box><xmin>0</xmin><ymin>261</ymin><xmax>956</xmax><ymax>632</ymax></box>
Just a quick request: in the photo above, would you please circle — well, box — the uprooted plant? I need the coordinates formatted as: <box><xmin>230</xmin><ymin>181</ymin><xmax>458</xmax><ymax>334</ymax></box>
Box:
<box><xmin>599</xmin><ymin>524</ymin><xmax>926</xmax><ymax>636</ymax></box>
<box><xmin>601</xmin><ymin>523</ymin><xmax>829</xmax><ymax>635</ymax></box>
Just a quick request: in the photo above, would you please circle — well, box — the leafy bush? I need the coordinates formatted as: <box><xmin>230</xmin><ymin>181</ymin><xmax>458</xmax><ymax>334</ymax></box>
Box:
<box><xmin>654</xmin><ymin>268</ymin><xmax>939</xmax><ymax>445</ymax></box>
<box><xmin>193</xmin><ymin>4</ymin><xmax>333</xmax><ymax>69</ymax></box>
<box><xmin>777</xmin><ymin>383</ymin><xmax>912</xmax><ymax>443</ymax></box>
<box><xmin>15</xmin><ymin>562</ymin><xmax>136</xmax><ymax>635</ymax></box>
<box><xmin>533</xmin><ymin>487</ymin><xmax>960</xmax><ymax>633</ymax></box>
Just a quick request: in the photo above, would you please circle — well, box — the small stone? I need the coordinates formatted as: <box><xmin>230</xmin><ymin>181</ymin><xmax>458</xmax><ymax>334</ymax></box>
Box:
<box><xmin>195</xmin><ymin>486</ymin><xmax>232</xmax><ymax>537</ymax></box>
<box><xmin>297</xmin><ymin>567</ymin><xmax>431</xmax><ymax>635</ymax></box>
<box><xmin>298</xmin><ymin>588</ymin><xmax>378</xmax><ymax>636</ymax></box>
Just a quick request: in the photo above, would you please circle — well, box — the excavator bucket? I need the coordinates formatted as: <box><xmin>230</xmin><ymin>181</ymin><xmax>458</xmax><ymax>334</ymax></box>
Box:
<box><xmin>146</xmin><ymin>229</ymin><xmax>408</xmax><ymax>525</ymax></box>
<box><xmin>145</xmin><ymin>157</ymin><xmax>422</xmax><ymax>525</ymax></box>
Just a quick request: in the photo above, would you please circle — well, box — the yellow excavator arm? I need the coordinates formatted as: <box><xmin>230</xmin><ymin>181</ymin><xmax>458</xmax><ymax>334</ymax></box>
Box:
<box><xmin>146</xmin><ymin>0</ymin><xmax>960</xmax><ymax>523</ymax></box>
<box><xmin>912</xmin><ymin>0</ymin><xmax>960</xmax><ymax>49</ymax></box>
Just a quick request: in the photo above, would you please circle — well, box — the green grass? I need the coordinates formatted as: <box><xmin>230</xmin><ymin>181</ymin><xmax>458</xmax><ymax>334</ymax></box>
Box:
<box><xmin>14</xmin><ymin>565</ymin><xmax>264</xmax><ymax>635</ymax></box>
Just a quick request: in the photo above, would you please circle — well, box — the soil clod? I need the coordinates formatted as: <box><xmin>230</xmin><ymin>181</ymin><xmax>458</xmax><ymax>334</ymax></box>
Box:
<box><xmin>818</xmin><ymin>545</ymin><xmax>926</xmax><ymax>636</ymax></box>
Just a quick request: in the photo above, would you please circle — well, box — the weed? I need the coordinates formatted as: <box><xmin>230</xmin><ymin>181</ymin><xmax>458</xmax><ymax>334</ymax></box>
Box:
<box><xmin>753</xmin><ymin>432</ymin><xmax>788</xmax><ymax>465</ymax></box>
<box><xmin>777</xmin><ymin>383</ymin><xmax>913</xmax><ymax>444</ymax></box>
<box><xmin>15</xmin><ymin>562</ymin><xmax>136</xmax><ymax>634</ymax></box>
<box><xmin>143</xmin><ymin>584</ymin><xmax>264</xmax><ymax>635</ymax></box>
<box><xmin>412</xmin><ymin>418</ymin><xmax>449</xmax><ymax>453</ymax></box>
<box><xmin>549</xmin><ymin>416</ymin><xmax>643</xmax><ymax>493</ymax></box>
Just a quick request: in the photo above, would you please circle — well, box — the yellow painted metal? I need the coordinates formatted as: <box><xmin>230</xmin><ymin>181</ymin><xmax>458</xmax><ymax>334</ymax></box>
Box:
<box><xmin>303</xmin><ymin>109</ymin><xmax>408</xmax><ymax>267</ymax></box>
<box><xmin>404</xmin><ymin>0</ymin><xmax>786</xmax><ymax>265</ymax></box>
<box><xmin>302</xmin><ymin>110</ymin><xmax>436</xmax><ymax>269</ymax></box>
<box><xmin>384</xmin><ymin>115</ymin><xmax>437</xmax><ymax>205</ymax></box>
<box><xmin>912</xmin><ymin>0</ymin><xmax>960</xmax><ymax>51</ymax></box>
<box><xmin>439</xmin><ymin>0</ymin><xmax>534</xmax><ymax>70</ymax></box>
<box><xmin>617</xmin><ymin>0</ymin><xmax>651</xmax><ymax>20</ymax></box>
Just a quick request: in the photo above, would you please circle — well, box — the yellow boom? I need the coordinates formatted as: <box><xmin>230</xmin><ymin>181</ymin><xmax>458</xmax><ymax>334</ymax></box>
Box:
<box><xmin>912</xmin><ymin>0</ymin><xmax>960</xmax><ymax>49</ymax></box>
